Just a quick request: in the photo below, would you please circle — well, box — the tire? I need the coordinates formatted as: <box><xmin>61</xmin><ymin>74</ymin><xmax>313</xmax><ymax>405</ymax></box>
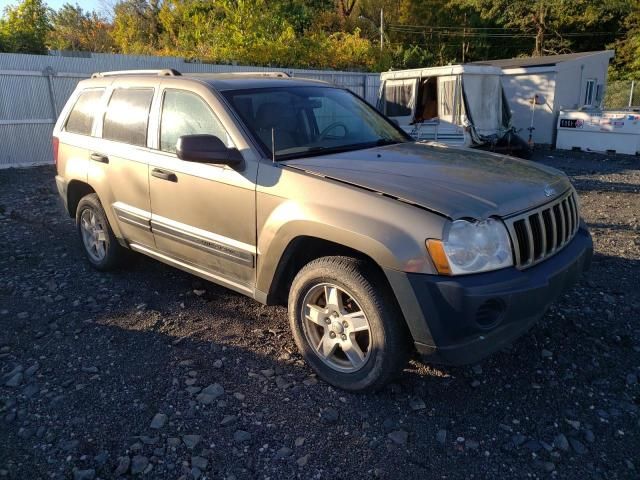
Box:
<box><xmin>288</xmin><ymin>256</ymin><xmax>410</xmax><ymax>392</ymax></box>
<box><xmin>75</xmin><ymin>193</ymin><xmax>126</xmax><ymax>271</ymax></box>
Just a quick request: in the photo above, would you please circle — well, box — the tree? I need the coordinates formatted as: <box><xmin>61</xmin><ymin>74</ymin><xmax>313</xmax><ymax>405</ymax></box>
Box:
<box><xmin>452</xmin><ymin>0</ymin><xmax>630</xmax><ymax>57</ymax></box>
<box><xmin>111</xmin><ymin>0</ymin><xmax>162</xmax><ymax>54</ymax></box>
<box><xmin>610</xmin><ymin>3</ymin><xmax>640</xmax><ymax>79</ymax></box>
<box><xmin>48</xmin><ymin>3</ymin><xmax>115</xmax><ymax>52</ymax></box>
<box><xmin>157</xmin><ymin>0</ymin><xmax>212</xmax><ymax>56</ymax></box>
<box><xmin>0</xmin><ymin>0</ymin><xmax>50</xmax><ymax>54</ymax></box>
<box><xmin>338</xmin><ymin>0</ymin><xmax>357</xmax><ymax>19</ymax></box>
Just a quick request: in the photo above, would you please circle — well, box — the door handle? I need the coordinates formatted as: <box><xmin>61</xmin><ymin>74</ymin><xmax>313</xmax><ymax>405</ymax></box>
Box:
<box><xmin>90</xmin><ymin>153</ymin><xmax>109</xmax><ymax>164</ymax></box>
<box><xmin>151</xmin><ymin>168</ymin><xmax>178</xmax><ymax>182</ymax></box>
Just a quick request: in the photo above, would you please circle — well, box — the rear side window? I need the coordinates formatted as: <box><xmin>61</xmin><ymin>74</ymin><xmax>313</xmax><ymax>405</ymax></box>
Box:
<box><xmin>65</xmin><ymin>89</ymin><xmax>104</xmax><ymax>135</ymax></box>
<box><xmin>160</xmin><ymin>89</ymin><xmax>232</xmax><ymax>153</ymax></box>
<box><xmin>103</xmin><ymin>88</ymin><xmax>154</xmax><ymax>146</ymax></box>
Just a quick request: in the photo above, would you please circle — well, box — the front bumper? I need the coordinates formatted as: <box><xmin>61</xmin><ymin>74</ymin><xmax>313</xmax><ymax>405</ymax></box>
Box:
<box><xmin>385</xmin><ymin>226</ymin><xmax>593</xmax><ymax>365</ymax></box>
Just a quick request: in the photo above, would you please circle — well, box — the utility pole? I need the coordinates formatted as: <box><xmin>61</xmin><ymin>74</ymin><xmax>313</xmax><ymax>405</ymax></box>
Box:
<box><xmin>380</xmin><ymin>8</ymin><xmax>384</xmax><ymax>51</ymax></box>
<box><xmin>462</xmin><ymin>13</ymin><xmax>467</xmax><ymax>63</ymax></box>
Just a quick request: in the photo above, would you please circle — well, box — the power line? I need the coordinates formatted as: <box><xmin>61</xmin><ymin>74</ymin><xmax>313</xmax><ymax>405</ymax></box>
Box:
<box><xmin>387</xmin><ymin>24</ymin><xmax>617</xmax><ymax>37</ymax></box>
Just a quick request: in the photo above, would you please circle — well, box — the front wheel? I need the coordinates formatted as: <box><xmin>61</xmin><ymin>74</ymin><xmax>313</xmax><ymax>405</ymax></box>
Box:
<box><xmin>288</xmin><ymin>256</ymin><xmax>410</xmax><ymax>392</ymax></box>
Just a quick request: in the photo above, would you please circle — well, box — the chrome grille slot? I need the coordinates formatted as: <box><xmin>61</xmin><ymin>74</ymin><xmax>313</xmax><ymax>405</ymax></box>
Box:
<box><xmin>529</xmin><ymin>213</ymin><xmax>543</xmax><ymax>259</ymax></box>
<box><xmin>513</xmin><ymin>219</ymin><xmax>530</xmax><ymax>264</ymax></box>
<box><xmin>541</xmin><ymin>209</ymin><xmax>554</xmax><ymax>254</ymax></box>
<box><xmin>554</xmin><ymin>203</ymin><xmax>564</xmax><ymax>245</ymax></box>
<box><xmin>504</xmin><ymin>190</ymin><xmax>580</xmax><ymax>269</ymax></box>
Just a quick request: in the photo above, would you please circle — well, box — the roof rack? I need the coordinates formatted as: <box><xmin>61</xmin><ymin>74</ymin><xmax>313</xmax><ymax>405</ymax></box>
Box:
<box><xmin>91</xmin><ymin>69</ymin><xmax>182</xmax><ymax>78</ymax></box>
<box><xmin>226</xmin><ymin>71</ymin><xmax>290</xmax><ymax>78</ymax></box>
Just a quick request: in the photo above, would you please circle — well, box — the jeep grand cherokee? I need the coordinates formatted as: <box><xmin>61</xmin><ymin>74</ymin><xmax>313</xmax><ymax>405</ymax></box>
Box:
<box><xmin>53</xmin><ymin>70</ymin><xmax>592</xmax><ymax>391</ymax></box>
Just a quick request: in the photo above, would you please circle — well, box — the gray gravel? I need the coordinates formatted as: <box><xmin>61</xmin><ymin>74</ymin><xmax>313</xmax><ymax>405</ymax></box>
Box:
<box><xmin>0</xmin><ymin>149</ymin><xmax>639</xmax><ymax>479</ymax></box>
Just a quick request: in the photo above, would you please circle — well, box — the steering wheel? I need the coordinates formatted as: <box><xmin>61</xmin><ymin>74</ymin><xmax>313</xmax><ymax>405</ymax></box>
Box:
<box><xmin>317</xmin><ymin>122</ymin><xmax>349</xmax><ymax>141</ymax></box>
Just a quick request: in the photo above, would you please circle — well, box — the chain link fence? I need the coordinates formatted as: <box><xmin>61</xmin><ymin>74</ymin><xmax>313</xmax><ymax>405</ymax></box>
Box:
<box><xmin>603</xmin><ymin>80</ymin><xmax>640</xmax><ymax>109</ymax></box>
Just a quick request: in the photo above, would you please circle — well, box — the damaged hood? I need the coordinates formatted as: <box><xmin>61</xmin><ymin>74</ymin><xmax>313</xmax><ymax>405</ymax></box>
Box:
<box><xmin>284</xmin><ymin>142</ymin><xmax>572</xmax><ymax>219</ymax></box>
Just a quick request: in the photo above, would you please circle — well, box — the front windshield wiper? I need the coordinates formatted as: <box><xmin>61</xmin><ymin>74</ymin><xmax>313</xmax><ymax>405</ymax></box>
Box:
<box><xmin>374</xmin><ymin>138</ymin><xmax>403</xmax><ymax>146</ymax></box>
<box><xmin>276</xmin><ymin>139</ymin><xmax>404</xmax><ymax>161</ymax></box>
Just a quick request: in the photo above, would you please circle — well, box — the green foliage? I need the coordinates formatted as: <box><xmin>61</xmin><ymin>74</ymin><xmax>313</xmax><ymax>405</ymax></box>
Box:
<box><xmin>112</xmin><ymin>0</ymin><xmax>162</xmax><ymax>54</ymax></box>
<box><xmin>48</xmin><ymin>3</ymin><xmax>115</xmax><ymax>52</ymax></box>
<box><xmin>451</xmin><ymin>0</ymin><xmax>631</xmax><ymax>56</ymax></box>
<box><xmin>609</xmin><ymin>3</ymin><xmax>640</xmax><ymax>80</ymax></box>
<box><xmin>0</xmin><ymin>0</ymin><xmax>50</xmax><ymax>54</ymax></box>
<box><xmin>0</xmin><ymin>0</ymin><xmax>637</xmax><ymax>77</ymax></box>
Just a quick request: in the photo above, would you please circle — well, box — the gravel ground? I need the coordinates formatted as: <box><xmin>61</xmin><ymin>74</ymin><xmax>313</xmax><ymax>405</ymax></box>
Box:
<box><xmin>0</xmin><ymin>150</ymin><xmax>639</xmax><ymax>480</ymax></box>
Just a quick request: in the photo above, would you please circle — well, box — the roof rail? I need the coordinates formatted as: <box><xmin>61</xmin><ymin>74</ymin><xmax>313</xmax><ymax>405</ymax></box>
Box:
<box><xmin>91</xmin><ymin>69</ymin><xmax>182</xmax><ymax>78</ymax></box>
<box><xmin>226</xmin><ymin>71</ymin><xmax>290</xmax><ymax>78</ymax></box>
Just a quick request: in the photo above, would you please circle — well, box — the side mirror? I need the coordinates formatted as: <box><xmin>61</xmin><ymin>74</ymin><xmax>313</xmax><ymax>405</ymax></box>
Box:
<box><xmin>176</xmin><ymin>134</ymin><xmax>243</xmax><ymax>167</ymax></box>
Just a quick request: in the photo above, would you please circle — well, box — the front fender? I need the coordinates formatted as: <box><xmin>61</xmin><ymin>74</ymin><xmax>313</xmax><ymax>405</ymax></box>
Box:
<box><xmin>255</xmin><ymin>194</ymin><xmax>446</xmax><ymax>294</ymax></box>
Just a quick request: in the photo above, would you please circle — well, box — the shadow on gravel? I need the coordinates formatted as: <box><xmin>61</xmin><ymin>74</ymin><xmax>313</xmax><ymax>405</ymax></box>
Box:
<box><xmin>536</xmin><ymin>149</ymin><xmax>640</xmax><ymax>172</ymax></box>
<box><xmin>2</xmin><ymin>163</ymin><xmax>639</xmax><ymax>479</ymax></box>
<box><xmin>572</xmin><ymin>178</ymin><xmax>640</xmax><ymax>193</ymax></box>
<box><xmin>587</xmin><ymin>221</ymin><xmax>640</xmax><ymax>232</ymax></box>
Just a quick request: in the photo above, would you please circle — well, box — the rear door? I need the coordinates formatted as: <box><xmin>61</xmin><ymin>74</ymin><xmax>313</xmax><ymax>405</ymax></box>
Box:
<box><xmin>89</xmin><ymin>78</ymin><xmax>158</xmax><ymax>248</ymax></box>
<box><xmin>146</xmin><ymin>81</ymin><xmax>259</xmax><ymax>295</ymax></box>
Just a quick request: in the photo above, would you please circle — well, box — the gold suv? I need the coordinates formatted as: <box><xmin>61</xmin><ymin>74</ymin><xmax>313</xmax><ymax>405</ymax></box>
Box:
<box><xmin>54</xmin><ymin>69</ymin><xmax>592</xmax><ymax>391</ymax></box>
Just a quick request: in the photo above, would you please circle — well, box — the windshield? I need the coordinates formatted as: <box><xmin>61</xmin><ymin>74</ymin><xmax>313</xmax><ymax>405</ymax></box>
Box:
<box><xmin>223</xmin><ymin>86</ymin><xmax>409</xmax><ymax>160</ymax></box>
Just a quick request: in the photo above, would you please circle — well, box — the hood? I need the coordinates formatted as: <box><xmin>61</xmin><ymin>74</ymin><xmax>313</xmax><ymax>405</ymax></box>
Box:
<box><xmin>284</xmin><ymin>142</ymin><xmax>572</xmax><ymax>219</ymax></box>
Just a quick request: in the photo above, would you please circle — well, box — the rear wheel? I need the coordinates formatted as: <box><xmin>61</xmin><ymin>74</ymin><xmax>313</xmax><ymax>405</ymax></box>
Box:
<box><xmin>76</xmin><ymin>193</ymin><xmax>126</xmax><ymax>271</ymax></box>
<box><xmin>288</xmin><ymin>256</ymin><xmax>410</xmax><ymax>392</ymax></box>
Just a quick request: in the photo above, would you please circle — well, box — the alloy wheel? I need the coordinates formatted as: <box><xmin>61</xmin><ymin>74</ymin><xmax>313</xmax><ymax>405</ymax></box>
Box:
<box><xmin>301</xmin><ymin>283</ymin><xmax>371</xmax><ymax>373</ymax></box>
<box><xmin>80</xmin><ymin>208</ymin><xmax>107</xmax><ymax>262</ymax></box>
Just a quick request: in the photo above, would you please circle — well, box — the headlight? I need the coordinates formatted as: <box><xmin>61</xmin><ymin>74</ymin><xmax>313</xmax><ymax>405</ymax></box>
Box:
<box><xmin>426</xmin><ymin>218</ymin><xmax>513</xmax><ymax>275</ymax></box>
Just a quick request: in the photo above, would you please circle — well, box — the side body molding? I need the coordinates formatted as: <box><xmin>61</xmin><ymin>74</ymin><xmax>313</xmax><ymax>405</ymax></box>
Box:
<box><xmin>113</xmin><ymin>202</ymin><xmax>152</xmax><ymax>231</ymax></box>
<box><xmin>150</xmin><ymin>215</ymin><xmax>255</xmax><ymax>268</ymax></box>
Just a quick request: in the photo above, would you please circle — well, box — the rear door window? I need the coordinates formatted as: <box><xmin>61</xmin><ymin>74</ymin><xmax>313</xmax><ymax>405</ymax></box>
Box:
<box><xmin>65</xmin><ymin>89</ymin><xmax>105</xmax><ymax>135</ymax></box>
<box><xmin>103</xmin><ymin>88</ymin><xmax>154</xmax><ymax>146</ymax></box>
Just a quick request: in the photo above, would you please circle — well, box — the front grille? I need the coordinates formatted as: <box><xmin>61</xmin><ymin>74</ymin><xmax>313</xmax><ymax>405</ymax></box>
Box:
<box><xmin>504</xmin><ymin>190</ymin><xmax>580</xmax><ymax>269</ymax></box>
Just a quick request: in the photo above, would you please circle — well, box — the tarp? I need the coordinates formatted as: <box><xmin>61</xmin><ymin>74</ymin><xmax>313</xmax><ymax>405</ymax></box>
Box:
<box><xmin>381</xmin><ymin>79</ymin><xmax>415</xmax><ymax>118</ymax></box>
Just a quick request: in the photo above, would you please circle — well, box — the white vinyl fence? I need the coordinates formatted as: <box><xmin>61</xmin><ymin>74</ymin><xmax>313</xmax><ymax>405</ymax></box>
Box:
<box><xmin>0</xmin><ymin>52</ymin><xmax>380</xmax><ymax>168</ymax></box>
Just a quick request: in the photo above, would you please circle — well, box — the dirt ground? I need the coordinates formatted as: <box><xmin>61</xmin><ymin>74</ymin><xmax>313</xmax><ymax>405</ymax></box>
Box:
<box><xmin>0</xmin><ymin>149</ymin><xmax>638</xmax><ymax>479</ymax></box>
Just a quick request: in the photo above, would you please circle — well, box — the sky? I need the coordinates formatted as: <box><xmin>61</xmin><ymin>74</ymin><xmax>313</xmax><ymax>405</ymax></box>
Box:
<box><xmin>0</xmin><ymin>0</ymin><xmax>109</xmax><ymax>15</ymax></box>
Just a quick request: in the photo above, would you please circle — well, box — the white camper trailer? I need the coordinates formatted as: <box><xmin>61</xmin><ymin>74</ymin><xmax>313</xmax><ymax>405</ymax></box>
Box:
<box><xmin>378</xmin><ymin>64</ymin><xmax>530</xmax><ymax>157</ymax></box>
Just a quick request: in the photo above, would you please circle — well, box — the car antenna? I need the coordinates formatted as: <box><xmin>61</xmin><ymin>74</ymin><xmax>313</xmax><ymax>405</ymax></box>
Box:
<box><xmin>271</xmin><ymin>128</ymin><xmax>276</xmax><ymax>163</ymax></box>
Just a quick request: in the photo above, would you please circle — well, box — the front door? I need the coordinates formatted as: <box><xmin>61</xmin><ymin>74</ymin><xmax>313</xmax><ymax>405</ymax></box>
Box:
<box><xmin>147</xmin><ymin>88</ymin><xmax>257</xmax><ymax>293</ymax></box>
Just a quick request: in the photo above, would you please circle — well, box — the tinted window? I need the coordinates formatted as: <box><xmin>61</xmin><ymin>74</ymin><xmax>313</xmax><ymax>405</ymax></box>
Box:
<box><xmin>65</xmin><ymin>89</ymin><xmax>104</xmax><ymax>135</ymax></box>
<box><xmin>103</xmin><ymin>88</ymin><xmax>154</xmax><ymax>146</ymax></box>
<box><xmin>160</xmin><ymin>90</ymin><xmax>232</xmax><ymax>153</ymax></box>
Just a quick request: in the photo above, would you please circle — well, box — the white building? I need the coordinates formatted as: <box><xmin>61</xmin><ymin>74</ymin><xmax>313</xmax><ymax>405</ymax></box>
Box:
<box><xmin>473</xmin><ymin>50</ymin><xmax>615</xmax><ymax>146</ymax></box>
